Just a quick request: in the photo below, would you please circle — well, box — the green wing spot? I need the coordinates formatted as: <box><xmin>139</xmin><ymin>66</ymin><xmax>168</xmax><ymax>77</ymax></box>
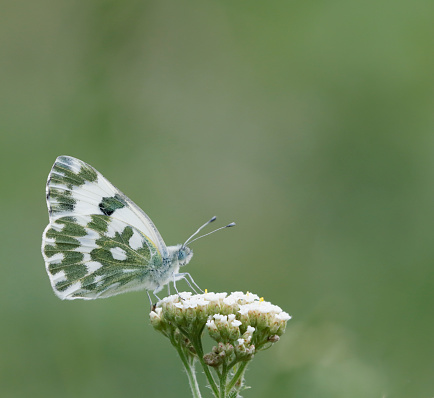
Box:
<box><xmin>58</xmin><ymin>217</ymin><xmax>88</xmax><ymax>236</ymax></box>
<box><xmin>49</xmin><ymin>188</ymin><xmax>76</xmax><ymax>213</ymax></box>
<box><xmin>44</xmin><ymin>218</ymin><xmax>88</xmax><ymax>255</ymax></box>
<box><xmin>48</xmin><ymin>252</ymin><xmax>84</xmax><ymax>272</ymax></box>
<box><xmin>87</xmin><ymin>214</ymin><xmax>110</xmax><ymax>233</ymax></box>
<box><xmin>52</xmin><ymin>160</ymin><xmax>97</xmax><ymax>188</ymax></box>
<box><xmin>99</xmin><ymin>194</ymin><xmax>126</xmax><ymax>216</ymax></box>
<box><xmin>55</xmin><ymin>263</ymin><xmax>88</xmax><ymax>291</ymax></box>
<box><xmin>44</xmin><ymin>217</ymin><xmax>88</xmax><ymax>259</ymax></box>
<box><xmin>90</xmin><ymin>225</ymin><xmax>151</xmax><ymax>266</ymax></box>
<box><xmin>95</xmin><ymin>272</ymin><xmax>139</xmax><ymax>289</ymax></box>
<box><xmin>76</xmin><ymin>163</ymin><xmax>98</xmax><ymax>183</ymax></box>
<box><xmin>47</xmin><ymin>235</ymin><xmax>81</xmax><ymax>252</ymax></box>
<box><xmin>81</xmin><ymin>274</ymin><xmax>99</xmax><ymax>289</ymax></box>
<box><xmin>90</xmin><ymin>247</ymin><xmax>117</xmax><ymax>264</ymax></box>
<box><xmin>119</xmin><ymin>224</ymin><xmax>134</xmax><ymax>242</ymax></box>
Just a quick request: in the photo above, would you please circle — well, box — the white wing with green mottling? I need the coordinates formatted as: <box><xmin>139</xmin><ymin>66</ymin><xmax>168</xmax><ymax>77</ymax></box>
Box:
<box><xmin>42</xmin><ymin>156</ymin><xmax>169</xmax><ymax>300</ymax></box>
<box><xmin>46</xmin><ymin>156</ymin><xmax>167</xmax><ymax>256</ymax></box>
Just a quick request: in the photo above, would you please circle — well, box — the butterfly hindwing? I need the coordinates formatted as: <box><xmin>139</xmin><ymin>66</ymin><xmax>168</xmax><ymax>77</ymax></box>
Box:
<box><xmin>42</xmin><ymin>215</ymin><xmax>163</xmax><ymax>299</ymax></box>
<box><xmin>42</xmin><ymin>156</ymin><xmax>167</xmax><ymax>299</ymax></box>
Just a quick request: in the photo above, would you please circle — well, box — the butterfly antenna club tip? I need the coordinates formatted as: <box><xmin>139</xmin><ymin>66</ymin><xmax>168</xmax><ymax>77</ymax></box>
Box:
<box><xmin>186</xmin><ymin>221</ymin><xmax>236</xmax><ymax>245</ymax></box>
<box><xmin>183</xmin><ymin>215</ymin><xmax>219</xmax><ymax>247</ymax></box>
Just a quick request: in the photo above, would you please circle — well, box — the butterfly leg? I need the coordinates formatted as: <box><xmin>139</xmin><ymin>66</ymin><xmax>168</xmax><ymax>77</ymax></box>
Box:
<box><xmin>172</xmin><ymin>274</ymin><xmax>180</xmax><ymax>296</ymax></box>
<box><xmin>146</xmin><ymin>291</ymin><xmax>157</xmax><ymax>311</ymax></box>
<box><xmin>175</xmin><ymin>272</ymin><xmax>204</xmax><ymax>294</ymax></box>
<box><xmin>152</xmin><ymin>287</ymin><xmax>162</xmax><ymax>304</ymax></box>
<box><xmin>172</xmin><ymin>274</ymin><xmax>186</xmax><ymax>301</ymax></box>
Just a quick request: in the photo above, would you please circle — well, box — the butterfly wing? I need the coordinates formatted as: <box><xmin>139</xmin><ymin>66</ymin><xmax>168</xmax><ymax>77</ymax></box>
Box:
<box><xmin>42</xmin><ymin>156</ymin><xmax>167</xmax><ymax>299</ymax></box>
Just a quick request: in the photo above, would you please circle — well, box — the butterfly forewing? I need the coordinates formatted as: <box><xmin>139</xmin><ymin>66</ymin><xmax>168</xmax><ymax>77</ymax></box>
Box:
<box><xmin>42</xmin><ymin>156</ymin><xmax>167</xmax><ymax>299</ymax></box>
<box><xmin>47</xmin><ymin>156</ymin><xmax>167</xmax><ymax>254</ymax></box>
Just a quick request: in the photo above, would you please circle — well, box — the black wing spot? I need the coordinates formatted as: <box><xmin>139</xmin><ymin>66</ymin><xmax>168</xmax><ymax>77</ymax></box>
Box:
<box><xmin>99</xmin><ymin>194</ymin><xmax>126</xmax><ymax>216</ymax></box>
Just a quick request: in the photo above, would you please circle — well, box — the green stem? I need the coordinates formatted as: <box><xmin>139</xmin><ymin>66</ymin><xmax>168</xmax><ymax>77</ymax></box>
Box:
<box><xmin>226</xmin><ymin>361</ymin><xmax>248</xmax><ymax>393</ymax></box>
<box><xmin>174</xmin><ymin>344</ymin><xmax>201</xmax><ymax>398</ymax></box>
<box><xmin>190</xmin><ymin>336</ymin><xmax>220</xmax><ymax>397</ymax></box>
<box><xmin>219</xmin><ymin>362</ymin><xmax>228</xmax><ymax>398</ymax></box>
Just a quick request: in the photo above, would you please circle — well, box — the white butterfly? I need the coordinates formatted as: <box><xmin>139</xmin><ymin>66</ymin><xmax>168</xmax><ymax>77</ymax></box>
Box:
<box><xmin>41</xmin><ymin>156</ymin><xmax>235</xmax><ymax>303</ymax></box>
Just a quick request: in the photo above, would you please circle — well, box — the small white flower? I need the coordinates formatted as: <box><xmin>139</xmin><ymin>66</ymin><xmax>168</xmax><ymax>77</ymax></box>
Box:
<box><xmin>179</xmin><ymin>291</ymin><xmax>193</xmax><ymax>300</ymax></box>
<box><xmin>243</xmin><ymin>292</ymin><xmax>260</xmax><ymax>302</ymax></box>
<box><xmin>237</xmin><ymin>338</ymin><xmax>245</xmax><ymax>345</ymax></box>
<box><xmin>238</xmin><ymin>305</ymin><xmax>250</xmax><ymax>315</ymax></box>
<box><xmin>238</xmin><ymin>301</ymin><xmax>283</xmax><ymax>315</ymax></box>
<box><xmin>192</xmin><ymin>297</ymin><xmax>210</xmax><ymax>306</ymax></box>
<box><xmin>213</xmin><ymin>314</ymin><xmax>227</xmax><ymax>322</ymax></box>
<box><xmin>202</xmin><ymin>292</ymin><xmax>227</xmax><ymax>301</ymax></box>
<box><xmin>242</xmin><ymin>326</ymin><xmax>255</xmax><ymax>343</ymax></box>
<box><xmin>229</xmin><ymin>291</ymin><xmax>245</xmax><ymax>299</ymax></box>
<box><xmin>231</xmin><ymin>319</ymin><xmax>242</xmax><ymax>327</ymax></box>
<box><xmin>183</xmin><ymin>301</ymin><xmax>197</xmax><ymax>309</ymax></box>
<box><xmin>181</xmin><ymin>297</ymin><xmax>209</xmax><ymax>308</ymax></box>
<box><xmin>206</xmin><ymin>319</ymin><xmax>217</xmax><ymax>330</ymax></box>
<box><xmin>228</xmin><ymin>291</ymin><xmax>260</xmax><ymax>303</ymax></box>
<box><xmin>149</xmin><ymin>311</ymin><xmax>160</xmax><ymax>320</ymax></box>
<box><xmin>223</xmin><ymin>296</ymin><xmax>237</xmax><ymax>305</ymax></box>
<box><xmin>275</xmin><ymin>311</ymin><xmax>291</xmax><ymax>321</ymax></box>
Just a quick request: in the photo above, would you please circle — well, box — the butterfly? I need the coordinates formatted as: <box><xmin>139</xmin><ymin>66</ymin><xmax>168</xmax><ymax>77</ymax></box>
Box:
<box><xmin>41</xmin><ymin>156</ymin><xmax>235</xmax><ymax>303</ymax></box>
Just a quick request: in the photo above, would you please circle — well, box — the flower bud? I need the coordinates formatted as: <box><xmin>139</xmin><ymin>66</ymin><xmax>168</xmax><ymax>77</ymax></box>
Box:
<box><xmin>268</xmin><ymin>335</ymin><xmax>280</xmax><ymax>343</ymax></box>
<box><xmin>225</xmin><ymin>343</ymin><xmax>234</xmax><ymax>356</ymax></box>
<box><xmin>235</xmin><ymin>338</ymin><xmax>246</xmax><ymax>355</ymax></box>
<box><xmin>203</xmin><ymin>352</ymin><xmax>223</xmax><ymax>367</ymax></box>
<box><xmin>206</xmin><ymin>318</ymin><xmax>221</xmax><ymax>341</ymax></box>
<box><xmin>245</xmin><ymin>344</ymin><xmax>255</xmax><ymax>360</ymax></box>
<box><xmin>149</xmin><ymin>308</ymin><xmax>164</xmax><ymax>330</ymax></box>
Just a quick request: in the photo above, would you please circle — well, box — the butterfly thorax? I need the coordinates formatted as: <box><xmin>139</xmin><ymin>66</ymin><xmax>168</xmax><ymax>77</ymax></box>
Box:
<box><xmin>145</xmin><ymin>245</ymin><xmax>193</xmax><ymax>293</ymax></box>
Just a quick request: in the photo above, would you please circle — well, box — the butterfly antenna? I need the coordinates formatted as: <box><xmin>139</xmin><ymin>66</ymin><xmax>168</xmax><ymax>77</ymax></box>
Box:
<box><xmin>183</xmin><ymin>216</ymin><xmax>217</xmax><ymax>248</ymax></box>
<box><xmin>186</xmin><ymin>222</ymin><xmax>236</xmax><ymax>245</ymax></box>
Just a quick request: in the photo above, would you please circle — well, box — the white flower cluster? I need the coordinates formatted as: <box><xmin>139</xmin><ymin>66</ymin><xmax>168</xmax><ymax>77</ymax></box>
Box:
<box><xmin>149</xmin><ymin>291</ymin><xmax>291</xmax><ymax>396</ymax></box>
<box><xmin>156</xmin><ymin>291</ymin><xmax>290</xmax><ymax>318</ymax></box>
<box><xmin>150</xmin><ymin>291</ymin><xmax>291</xmax><ymax>347</ymax></box>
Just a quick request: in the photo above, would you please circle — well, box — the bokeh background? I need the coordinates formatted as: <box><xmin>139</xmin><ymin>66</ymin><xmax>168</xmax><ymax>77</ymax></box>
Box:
<box><xmin>1</xmin><ymin>1</ymin><xmax>433</xmax><ymax>397</ymax></box>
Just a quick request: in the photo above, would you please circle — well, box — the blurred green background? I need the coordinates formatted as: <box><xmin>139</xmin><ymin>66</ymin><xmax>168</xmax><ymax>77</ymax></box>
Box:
<box><xmin>1</xmin><ymin>1</ymin><xmax>433</xmax><ymax>397</ymax></box>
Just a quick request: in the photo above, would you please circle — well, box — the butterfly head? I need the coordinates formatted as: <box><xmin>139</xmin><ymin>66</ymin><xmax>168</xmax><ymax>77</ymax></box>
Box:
<box><xmin>178</xmin><ymin>246</ymin><xmax>193</xmax><ymax>266</ymax></box>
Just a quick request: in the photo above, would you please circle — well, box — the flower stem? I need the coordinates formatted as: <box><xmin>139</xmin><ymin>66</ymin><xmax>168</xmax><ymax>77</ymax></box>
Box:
<box><xmin>190</xmin><ymin>336</ymin><xmax>220</xmax><ymax>397</ymax></box>
<box><xmin>219</xmin><ymin>363</ymin><xmax>228</xmax><ymax>398</ymax></box>
<box><xmin>226</xmin><ymin>361</ymin><xmax>248</xmax><ymax>393</ymax></box>
<box><xmin>176</xmin><ymin>325</ymin><xmax>219</xmax><ymax>397</ymax></box>
<box><xmin>174</xmin><ymin>344</ymin><xmax>202</xmax><ymax>398</ymax></box>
